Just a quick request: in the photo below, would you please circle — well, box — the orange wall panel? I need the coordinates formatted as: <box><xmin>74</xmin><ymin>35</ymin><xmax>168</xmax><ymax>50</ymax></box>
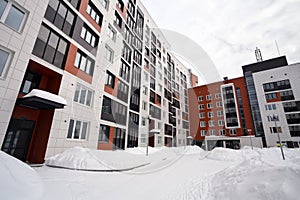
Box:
<box><xmin>79</xmin><ymin>0</ymin><xmax>101</xmax><ymax>32</ymax></box>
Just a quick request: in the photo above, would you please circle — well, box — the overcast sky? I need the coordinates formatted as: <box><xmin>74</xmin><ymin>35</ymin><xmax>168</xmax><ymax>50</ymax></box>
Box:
<box><xmin>141</xmin><ymin>0</ymin><xmax>300</xmax><ymax>82</ymax></box>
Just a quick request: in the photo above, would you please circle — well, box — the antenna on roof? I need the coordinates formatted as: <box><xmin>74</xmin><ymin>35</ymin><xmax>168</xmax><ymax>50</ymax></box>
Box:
<box><xmin>275</xmin><ymin>40</ymin><xmax>280</xmax><ymax>56</ymax></box>
<box><xmin>255</xmin><ymin>47</ymin><xmax>263</xmax><ymax>62</ymax></box>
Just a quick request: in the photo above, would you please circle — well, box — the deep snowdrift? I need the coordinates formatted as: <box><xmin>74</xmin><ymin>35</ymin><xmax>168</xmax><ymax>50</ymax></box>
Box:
<box><xmin>0</xmin><ymin>151</ymin><xmax>43</xmax><ymax>200</ymax></box>
<box><xmin>175</xmin><ymin>147</ymin><xmax>300</xmax><ymax>200</ymax></box>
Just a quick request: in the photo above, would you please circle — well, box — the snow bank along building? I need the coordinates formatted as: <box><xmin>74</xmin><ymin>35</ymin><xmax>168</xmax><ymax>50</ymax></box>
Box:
<box><xmin>0</xmin><ymin>0</ymin><xmax>194</xmax><ymax>163</ymax></box>
<box><xmin>243</xmin><ymin>56</ymin><xmax>300</xmax><ymax>148</ymax></box>
<box><xmin>188</xmin><ymin>77</ymin><xmax>262</xmax><ymax>150</ymax></box>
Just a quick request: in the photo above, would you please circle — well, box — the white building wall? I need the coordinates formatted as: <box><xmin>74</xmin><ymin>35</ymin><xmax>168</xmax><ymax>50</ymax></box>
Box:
<box><xmin>253</xmin><ymin>63</ymin><xmax>300</xmax><ymax>147</ymax></box>
<box><xmin>0</xmin><ymin>0</ymin><xmax>49</xmax><ymax>145</ymax></box>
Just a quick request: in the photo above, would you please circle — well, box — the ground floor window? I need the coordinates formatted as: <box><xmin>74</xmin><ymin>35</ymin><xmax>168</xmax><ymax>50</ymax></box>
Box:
<box><xmin>67</xmin><ymin>119</ymin><xmax>89</xmax><ymax>140</ymax></box>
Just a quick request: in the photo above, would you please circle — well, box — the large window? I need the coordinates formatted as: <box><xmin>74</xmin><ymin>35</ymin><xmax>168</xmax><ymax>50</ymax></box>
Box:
<box><xmin>99</xmin><ymin>124</ymin><xmax>110</xmax><ymax>142</ymax></box>
<box><xmin>45</xmin><ymin>0</ymin><xmax>75</xmax><ymax>36</ymax></box>
<box><xmin>80</xmin><ymin>25</ymin><xmax>98</xmax><ymax>47</ymax></box>
<box><xmin>74</xmin><ymin>50</ymin><xmax>95</xmax><ymax>75</ymax></box>
<box><xmin>0</xmin><ymin>47</ymin><xmax>12</xmax><ymax>78</ymax></box>
<box><xmin>117</xmin><ymin>80</ymin><xmax>129</xmax><ymax>103</ymax></box>
<box><xmin>73</xmin><ymin>83</ymin><xmax>93</xmax><ymax>106</ymax></box>
<box><xmin>0</xmin><ymin>0</ymin><xmax>27</xmax><ymax>32</ymax></box>
<box><xmin>32</xmin><ymin>24</ymin><xmax>69</xmax><ymax>69</ymax></box>
<box><xmin>67</xmin><ymin>119</ymin><xmax>89</xmax><ymax>140</ymax></box>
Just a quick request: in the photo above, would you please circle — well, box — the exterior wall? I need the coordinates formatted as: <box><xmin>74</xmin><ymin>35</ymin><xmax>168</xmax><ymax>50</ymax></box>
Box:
<box><xmin>0</xmin><ymin>0</ymin><xmax>49</xmax><ymax>146</ymax></box>
<box><xmin>253</xmin><ymin>63</ymin><xmax>300</xmax><ymax>147</ymax></box>
<box><xmin>188</xmin><ymin>77</ymin><xmax>255</xmax><ymax>147</ymax></box>
<box><xmin>1</xmin><ymin>0</ymin><xmax>195</xmax><ymax>162</ymax></box>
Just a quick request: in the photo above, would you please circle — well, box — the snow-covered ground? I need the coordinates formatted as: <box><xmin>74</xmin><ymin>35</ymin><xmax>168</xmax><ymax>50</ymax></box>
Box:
<box><xmin>1</xmin><ymin>146</ymin><xmax>300</xmax><ymax>200</ymax></box>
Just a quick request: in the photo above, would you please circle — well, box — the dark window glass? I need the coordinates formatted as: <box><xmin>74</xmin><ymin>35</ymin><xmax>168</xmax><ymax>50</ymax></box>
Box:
<box><xmin>32</xmin><ymin>24</ymin><xmax>69</xmax><ymax>69</ymax></box>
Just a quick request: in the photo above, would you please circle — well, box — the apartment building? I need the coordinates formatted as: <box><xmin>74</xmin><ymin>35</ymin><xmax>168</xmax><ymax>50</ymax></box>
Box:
<box><xmin>243</xmin><ymin>56</ymin><xmax>300</xmax><ymax>148</ymax></box>
<box><xmin>0</xmin><ymin>0</ymin><xmax>193</xmax><ymax>163</ymax></box>
<box><xmin>188</xmin><ymin>77</ymin><xmax>262</xmax><ymax>150</ymax></box>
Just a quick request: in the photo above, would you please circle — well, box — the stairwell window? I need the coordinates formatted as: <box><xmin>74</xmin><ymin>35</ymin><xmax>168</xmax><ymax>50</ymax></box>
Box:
<box><xmin>105</xmin><ymin>45</ymin><xmax>114</xmax><ymax>62</ymax></box>
<box><xmin>0</xmin><ymin>0</ymin><xmax>27</xmax><ymax>32</ymax></box>
<box><xmin>67</xmin><ymin>119</ymin><xmax>89</xmax><ymax>140</ymax></box>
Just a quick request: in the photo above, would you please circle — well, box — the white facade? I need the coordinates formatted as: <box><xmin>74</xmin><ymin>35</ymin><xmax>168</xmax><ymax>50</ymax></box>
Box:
<box><xmin>253</xmin><ymin>63</ymin><xmax>300</xmax><ymax>147</ymax></box>
<box><xmin>0</xmin><ymin>0</ymin><xmax>49</xmax><ymax>146</ymax></box>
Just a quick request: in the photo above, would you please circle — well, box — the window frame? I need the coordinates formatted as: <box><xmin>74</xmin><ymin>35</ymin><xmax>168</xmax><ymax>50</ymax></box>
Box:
<box><xmin>73</xmin><ymin>83</ymin><xmax>94</xmax><ymax>107</ymax></box>
<box><xmin>67</xmin><ymin>119</ymin><xmax>89</xmax><ymax>140</ymax></box>
<box><xmin>0</xmin><ymin>0</ymin><xmax>28</xmax><ymax>32</ymax></box>
<box><xmin>0</xmin><ymin>46</ymin><xmax>13</xmax><ymax>79</ymax></box>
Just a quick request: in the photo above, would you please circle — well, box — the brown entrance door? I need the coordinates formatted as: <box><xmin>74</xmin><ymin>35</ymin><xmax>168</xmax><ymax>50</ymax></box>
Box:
<box><xmin>1</xmin><ymin>118</ymin><xmax>35</xmax><ymax>161</ymax></box>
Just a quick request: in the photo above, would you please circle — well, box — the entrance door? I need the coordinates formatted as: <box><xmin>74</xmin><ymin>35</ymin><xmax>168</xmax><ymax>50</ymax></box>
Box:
<box><xmin>1</xmin><ymin>118</ymin><xmax>35</xmax><ymax>161</ymax></box>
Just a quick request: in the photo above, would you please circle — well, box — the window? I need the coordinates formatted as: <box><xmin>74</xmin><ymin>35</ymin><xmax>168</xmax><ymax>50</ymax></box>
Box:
<box><xmin>141</xmin><ymin>134</ymin><xmax>146</xmax><ymax>144</ymax></box>
<box><xmin>105</xmin><ymin>71</ymin><xmax>115</xmax><ymax>88</ymax></box>
<box><xmin>107</xmin><ymin>25</ymin><xmax>116</xmax><ymax>41</ymax></box>
<box><xmin>265</xmin><ymin>104</ymin><xmax>276</xmax><ymax>110</ymax></box>
<box><xmin>157</xmin><ymin>136</ymin><xmax>162</xmax><ymax>144</ymax></box>
<box><xmin>117</xmin><ymin>80</ymin><xmax>128</xmax><ymax>103</ymax></box>
<box><xmin>142</xmin><ymin>85</ymin><xmax>148</xmax><ymax>95</ymax></box>
<box><xmin>119</xmin><ymin>61</ymin><xmax>130</xmax><ymax>82</ymax></box>
<box><xmin>207</xmin><ymin>103</ymin><xmax>213</xmax><ymax>109</ymax></box>
<box><xmin>0</xmin><ymin>47</ymin><xmax>12</xmax><ymax>78</ymax></box>
<box><xmin>265</xmin><ymin>93</ymin><xmax>277</xmax><ymax>100</ymax></box>
<box><xmin>200</xmin><ymin>130</ymin><xmax>206</xmax><ymax>136</ymax></box>
<box><xmin>206</xmin><ymin>95</ymin><xmax>212</xmax><ymax>100</ymax></box>
<box><xmin>270</xmin><ymin>127</ymin><xmax>282</xmax><ymax>133</ymax></box>
<box><xmin>20</xmin><ymin>71</ymin><xmax>41</xmax><ymax>94</ymax></box>
<box><xmin>217</xmin><ymin>110</ymin><xmax>224</xmax><ymax>117</ymax></box>
<box><xmin>33</xmin><ymin>24</ymin><xmax>69</xmax><ymax>69</ymax></box>
<box><xmin>209</xmin><ymin>120</ymin><xmax>214</xmax><ymax>127</ymax></box>
<box><xmin>74</xmin><ymin>50</ymin><xmax>95</xmax><ymax>75</ymax></box>
<box><xmin>99</xmin><ymin>0</ymin><xmax>109</xmax><ymax>9</ymax></box>
<box><xmin>105</xmin><ymin>45</ymin><xmax>114</xmax><ymax>62</ymax></box>
<box><xmin>199</xmin><ymin>104</ymin><xmax>204</xmax><ymax>110</ymax></box>
<box><xmin>99</xmin><ymin>124</ymin><xmax>110</xmax><ymax>142</ymax></box>
<box><xmin>199</xmin><ymin>112</ymin><xmax>205</xmax><ymax>118</ymax></box>
<box><xmin>73</xmin><ymin>83</ymin><xmax>93</xmax><ymax>106</ymax></box>
<box><xmin>219</xmin><ymin>129</ymin><xmax>226</xmax><ymax>135</ymax></box>
<box><xmin>142</xmin><ymin>101</ymin><xmax>147</xmax><ymax>110</ymax></box>
<box><xmin>45</xmin><ymin>0</ymin><xmax>75</xmax><ymax>36</ymax></box>
<box><xmin>208</xmin><ymin>111</ymin><xmax>214</xmax><ymax>118</ymax></box>
<box><xmin>229</xmin><ymin>129</ymin><xmax>237</xmax><ymax>135</ymax></box>
<box><xmin>114</xmin><ymin>11</ymin><xmax>122</xmax><ymax>28</ymax></box>
<box><xmin>200</xmin><ymin>121</ymin><xmax>206</xmax><ymax>127</ymax></box>
<box><xmin>158</xmin><ymin>84</ymin><xmax>162</xmax><ymax>92</ymax></box>
<box><xmin>80</xmin><ymin>25</ymin><xmax>98</xmax><ymax>47</ymax></box>
<box><xmin>218</xmin><ymin>120</ymin><xmax>225</xmax><ymax>126</ymax></box>
<box><xmin>198</xmin><ymin>96</ymin><xmax>204</xmax><ymax>102</ymax></box>
<box><xmin>141</xmin><ymin>117</ymin><xmax>146</xmax><ymax>126</ymax></box>
<box><xmin>86</xmin><ymin>1</ymin><xmax>103</xmax><ymax>25</ymax></box>
<box><xmin>144</xmin><ymin>71</ymin><xmax>148</xmax><ymax>81</ymax></box>
<box><xmin>0</xmin><ymin>0</ymin><xmax>27</xmax><ymax>32</ymax></box>
<box><xmin>215</xmin><ymin>93</ymin><xmax>221</xmax><ymax>99</ymax></box>
<box><xmin>67</xmin><ymin>119</ymin><xmax>89</xmax><ymax>140</ymax></box>
<box><xmin>216</xmin><ymin>101</ymin><xmax>222</xmax><ymax>108</ymax></box>
<box><xmin>209</xmin><ymin>130</ymin><xmax>215</xmax><ymax>136</ymax></box>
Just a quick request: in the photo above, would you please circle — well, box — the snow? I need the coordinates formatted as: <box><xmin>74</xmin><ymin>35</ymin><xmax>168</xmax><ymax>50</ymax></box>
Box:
<box><xmin>45</xmin><ymin>146</ymin><xmax>150</xmax><ymax>171</ymax></box>
<box><xmin>1</xmin><ymin>146</ymin><xmax>300</xmax><ymax>200</ymax></box>
<box><xmin>23</xmin><ymin>89</ymin><xmax>67</xmax><ymax>105</ymax></box>
<box><xmin>0</xmin><ymin>151</ymin><xmax>43</xmax><ymax>200</ymax></box>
